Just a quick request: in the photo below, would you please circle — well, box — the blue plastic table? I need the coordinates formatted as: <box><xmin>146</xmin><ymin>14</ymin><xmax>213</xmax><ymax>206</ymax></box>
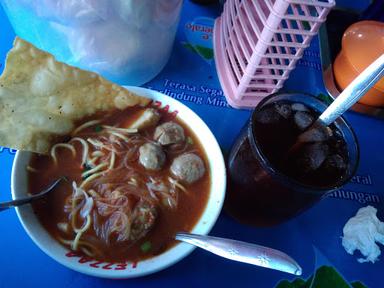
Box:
<box><xmin>1</xmin><ymin>1</ymin><xmax>384</xmax><ymax>287</ymax></box>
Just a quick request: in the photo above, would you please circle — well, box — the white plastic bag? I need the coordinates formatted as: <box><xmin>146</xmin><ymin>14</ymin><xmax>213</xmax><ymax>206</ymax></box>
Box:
<box><xmin>1</xmin><ymin>0</ymin><xmax>183</xmax><ymax>85</ymax></box>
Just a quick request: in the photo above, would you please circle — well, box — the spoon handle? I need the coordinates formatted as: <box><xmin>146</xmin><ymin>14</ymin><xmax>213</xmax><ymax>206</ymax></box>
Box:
<box><xmin>175</xmin><ymin>232</ymin><xmax>302</xmax><ymax>275</ymax></box>
<box><xmin>0</xmin><ymin>177</ymin><xmax>65</xmax><ymax>212</ymax></box>
<box><xmin>319</xmin><ymin>54</ymin><xmax>384</xmax><ymax>126</ymax></box>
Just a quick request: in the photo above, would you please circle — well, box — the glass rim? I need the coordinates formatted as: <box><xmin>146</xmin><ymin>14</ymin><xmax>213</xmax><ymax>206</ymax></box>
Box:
<box><xmin>249</xmin><ymin>92</ymin><xmax>360</xmax><ymax>193</ymax></box>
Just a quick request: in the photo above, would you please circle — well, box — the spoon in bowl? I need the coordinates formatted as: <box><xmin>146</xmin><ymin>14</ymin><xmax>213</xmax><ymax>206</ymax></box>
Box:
<box><xmin>175</xmin><ymin>232</ymin><xmax>302</xmax><ymax>275</ymax></box>
<box><xmin>0</xmin><ymin>177</ymin><xmax>67</xmax><ymax>212</ymax></box>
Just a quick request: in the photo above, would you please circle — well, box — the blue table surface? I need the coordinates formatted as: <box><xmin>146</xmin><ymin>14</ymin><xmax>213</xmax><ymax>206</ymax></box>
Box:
<box><xmin>1</xmin><ymin>1</ymin><xmax>384</xmax><ymax>288</ymax></box>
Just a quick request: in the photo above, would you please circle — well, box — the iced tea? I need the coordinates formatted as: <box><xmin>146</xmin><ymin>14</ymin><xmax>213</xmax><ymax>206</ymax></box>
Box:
<box><xmin>225</xmin><ymin>93</ymin><xmax>359</xmax><ymax>226</ymax></box>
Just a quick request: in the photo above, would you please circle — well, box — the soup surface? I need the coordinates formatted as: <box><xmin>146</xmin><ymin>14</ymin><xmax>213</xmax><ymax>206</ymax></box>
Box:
<box><xmin>28</xmin><ymin>105</ymin><xmax>210</xmax><ymax>263</ymax></box>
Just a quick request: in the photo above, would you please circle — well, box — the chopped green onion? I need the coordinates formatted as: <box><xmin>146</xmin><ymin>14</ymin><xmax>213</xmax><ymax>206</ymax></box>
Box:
<box><xmin>187</xmin><ymin>137</ymin><xmax>194</xmax><ymax>145</ymax></box>
<box><xmin>94</xmin><ymin>125</ymin><xmax>103</xmax><ymax>132</ymax></box>
<box><xmin>140</xmin><ymin>241</ymin><xmax>152</xmax><ymax>253</ymax></box>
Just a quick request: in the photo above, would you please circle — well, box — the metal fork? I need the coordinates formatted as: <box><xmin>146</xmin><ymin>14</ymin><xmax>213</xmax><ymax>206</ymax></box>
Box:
<box><xmin>0</xmin><ymin>177</ymin><xmax>67</xmax><ymax>212</ymax></box>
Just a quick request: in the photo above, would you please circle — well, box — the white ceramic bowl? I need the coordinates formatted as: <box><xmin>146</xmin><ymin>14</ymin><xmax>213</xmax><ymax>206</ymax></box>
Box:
<box><xmin>11</xmin><ymin>87</ymin><xmax>226</xmax><ymax>278</ymax></box>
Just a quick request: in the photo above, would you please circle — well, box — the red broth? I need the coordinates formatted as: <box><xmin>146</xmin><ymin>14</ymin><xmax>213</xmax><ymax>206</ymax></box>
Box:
<box><xmin>28</xmin><ymin>105</ymin><xmax>210</xmax><ymax>263</ymax></box>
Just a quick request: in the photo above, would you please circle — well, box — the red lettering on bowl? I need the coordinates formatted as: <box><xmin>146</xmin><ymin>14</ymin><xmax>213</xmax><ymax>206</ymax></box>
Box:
<box><xmin>64</xmin><ymin>252</ymin><xmax>132</xmax><ymax>270</ymax></box>
<box><xmin>65</xmin><ymin>251</ymin><xmax>80</xmax><ymax>258</ymax></box>
<box><xmin>102</xmin><ymin>263</ymin><xmax>114</xmax><ymax>270</ymax></box>
<box><xmin>89</xmin><ymin>260</ymin><xmax>103</xmax><ymax>268</ymax></box>
<box><xmin>115</xmin><ymin>263</ymin><xmax>128</xmax><ymax>270</ymax></box>
<box><xmin>78</xmin><ymin>256</ymin><xmax>93</xmax><ymax>264</ymax></box>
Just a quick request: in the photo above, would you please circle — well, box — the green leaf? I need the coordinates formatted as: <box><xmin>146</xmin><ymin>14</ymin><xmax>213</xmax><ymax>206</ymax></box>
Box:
<box><xmin>351</xmin><ymin>281</ymin><xmax>368</xmax><ymax>288</ymax></box>
<box><xmin>140</xmin><ymin>241</ymin><xmax>152</xmax><ymax>253</ymax></box>
<box><xmin>194</xmin><ymin>45</ymin><xmax>214</xmax><ymax>60</ymax></box>
<box><xmin>181</xmin><ymin>41</ymin><xmax>214</xmax><ymax>60</ymax></box>
<box><xmin>291</xmin><ymin>278</ymin><xmax>306</xmax><ymax>287</ymax></box>
<box><xmin>275</xmin><ymin>278</ymin><xmax>306</xmax><ymax>288</ymax></box>
<box><xmin>307</xmin><ymin>266</ymin><xmax>350</xmax><ymax>288</ymax></box>
<box><xmin>275</xmin><ymin>266</ymin><xmax>355</xmax><ymax>288</ymax></box>
<box><xmin>181</xmin><ymin>41</ymin><xmax>196</xmax><ymax>52</ymax></box>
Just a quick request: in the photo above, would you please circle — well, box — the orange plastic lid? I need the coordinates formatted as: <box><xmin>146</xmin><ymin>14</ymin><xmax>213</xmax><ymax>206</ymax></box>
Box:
<box><xmin>342</xmin><ymin>20</ymin><xmax>384</xmax><ymax>91</ymax></box>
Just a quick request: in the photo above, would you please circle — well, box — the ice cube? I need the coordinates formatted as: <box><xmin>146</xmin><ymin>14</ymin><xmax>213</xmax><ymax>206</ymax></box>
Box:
<box><xmin>291</xmin><ymin>103</ymin><xmax>309</xmax><ymax>112</ymax></box>
<box><xmin>294</xmin><ymin>111</ymin><xmax>314</xmax><ymax>130</ymax></box>
<box><xmin>255</xmin><ymin>108</ymin><xmax>280</xmax><ymax>124</ymax></box>
<box><xmin>274</xmin><ymin>103</ymin><xmax>291</xmax><ymax>119</ymax></box>
<box><xmin>297</xmin><ymin>142</ymin><xmax>329</xmax><ymax>172</ymax></box>
<box><xmin>298</xmin><ymin>123</ymin><xmax>333</xmax><ymax>143</ymax></box>
<box><xmin>324</xmin><ymin>154</ymin><xmax>347</xmax><ymax>171</ymax></box>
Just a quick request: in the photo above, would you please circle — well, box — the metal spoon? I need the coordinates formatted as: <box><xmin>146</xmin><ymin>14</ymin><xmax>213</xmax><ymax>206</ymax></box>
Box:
<box><xmin>295</xmin><ymin>54</ymin><xmax>384</xmax><ymax>146</ymax></box>
<box><xmin>319</xmin><ymin>53</ymin><xmax>384</xmax><ymax>126</ymax></box>
<box><xmin>175</xmin><ymin>232</ymin><xmax>302</xmax><ymax>275</ymax></box>
<box><xmin>0</xmin><ymin>177</ymin><xmax>66</xmax><ymax>212</ymax></box>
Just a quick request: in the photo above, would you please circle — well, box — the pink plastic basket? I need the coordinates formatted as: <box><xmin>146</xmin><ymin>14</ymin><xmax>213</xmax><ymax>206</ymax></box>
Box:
<box><xmin>213</xmin><ymin>0</ymin><xmax>335</xmax><ymax>108</ymax></box>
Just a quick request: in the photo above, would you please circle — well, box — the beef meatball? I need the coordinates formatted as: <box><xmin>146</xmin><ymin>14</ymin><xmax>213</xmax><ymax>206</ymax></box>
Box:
<box><xmin>130</xmin><ymin>200</ymin><xmax>158</xmax><ymax>242</ymax></box>
<box><xmin>139</xmin><ymin>143</ymin><xmax>166</xmax><ymax>170</ymax></box>
<box><xmin>170</xmin><ymin>153</ymin><xmax>205</xmax><ymax>184</ymax></box>
<box><xmin>154</xmin><ymin>122</ymin><xmax>185</xmax><ymax>145</ymax></box>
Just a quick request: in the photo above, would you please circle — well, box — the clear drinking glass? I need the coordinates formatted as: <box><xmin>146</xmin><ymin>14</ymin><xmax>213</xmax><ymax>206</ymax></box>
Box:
<box><xmin>225</xmin><ymin>93</ymin><xmax>359</xmax><ymax>226</ymax></box>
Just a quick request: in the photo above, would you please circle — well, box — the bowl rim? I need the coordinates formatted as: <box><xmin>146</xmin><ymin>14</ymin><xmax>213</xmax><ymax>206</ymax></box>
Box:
<box><xmin>11</xmin><ymin>86</ymin><xmax>226</xmax><ymax>279</ymax></box>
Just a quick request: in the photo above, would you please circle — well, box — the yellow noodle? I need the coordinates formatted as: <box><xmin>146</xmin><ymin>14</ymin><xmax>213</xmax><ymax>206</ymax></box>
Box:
<box><xmin>88</xmin><ymin>138</ymin><xmax>117</xmax><ymax>153</ymax></box>
<box><xmin>92</xmin><ymin>151</ymin><xmax>104</xmax><ymax>157</ymax></box>
<box><xmin>108</xmin><ymin>151</ymin><xmax>116</xmax><ymax>170</ymax></box>
<box><xmin>103</xmin><ymin>125</ymin><xmax>138</xmax><ymax>134</ymax></box>
<box><xmin>58</xmin><ymin>237</ymin><xmax>99</xmax><ymax>257</ymax></box>
<box><xmin>87</xmin><ymin>189</ymin><xmax>99</xmax><ymax>198</ymax></box>
<box><xmin>72</xmin><ymin>214</ymin><xmax>92</xmax><ymax>250</ymax></box>
<box><xmin>57</xmin><ymin>237</ymin><xmax>73</xmax><ymax>246</ymax></box>
<box><xmin>128</xmin><ymin>178</ymin><xmax>138</xmax><ymax>187</ymax></box>
<box><xmin>80</xmin><ymin>247</ymin><xmax>93</xmax><ymax>257</ymax></box>
<box><xmin>80</xmin><ymin>172</ymin><xmax>103</xmax><ymax>189</ymax></box>
<box><xmin>88</xmin><ymin>156</ymin><xmax>101</xmax><ymax>166</ymax></box>
<box><xmin>79</xmin><ymin>241</ymin><xmax>101</xmax><ymax>256</ymax></box>
<box><xmin>109</xmin><ymin>131</ymin><xmax>129</xmax><ymax>142</ymax></box>
<box><xmin>71</xmin><ymin>196</ymin><xmax>81</xmax><ymax>230</ymax></box>
<box><xmin>51</xmin><ymin>143</ymin><xmax>76</xmax><ymax>165</ymax></box>
<box><xmin>82</xmin><ymin>162</ymin><xmax>108</xmax><ymax>178</ymax></box>
<box><xmin>70</xmin><ymin>137</ymin><xmax>89</xmax><ymax>166</ymax></box>
<box><xmin>87</xmin><ymin>138</ymin><xmax>105</xmax><ymax>148</ymax></box>
<box><xmin>168</xmin><ymin>177</ymin><xmax>188</xmax><ymax>193</ymax></box>
<box><xmin>72</xmin><ymin>120</ymin><xmax>101</xmax><ymax>136</ymax></box>
<box><xmin>88</xmin><ymin>151</ymin><xmax>105</xmax><ymax>166</ymax></box>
